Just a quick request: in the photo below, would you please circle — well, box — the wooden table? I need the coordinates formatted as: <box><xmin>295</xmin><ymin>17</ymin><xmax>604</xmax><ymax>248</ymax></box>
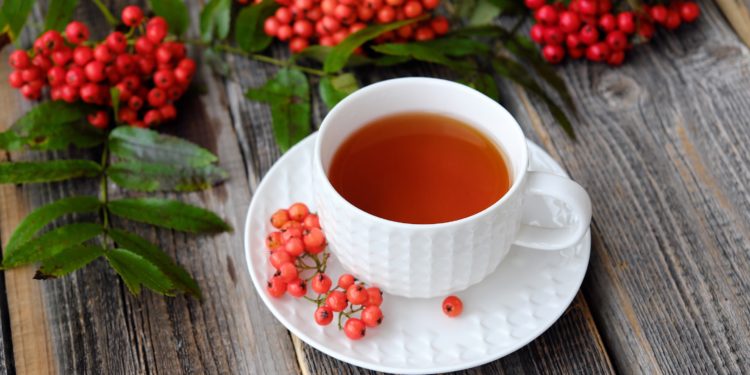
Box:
<box><xmin>1</xmin><ymin>0</ymin><xmax>749</xmax><ymax>373</ymax></box>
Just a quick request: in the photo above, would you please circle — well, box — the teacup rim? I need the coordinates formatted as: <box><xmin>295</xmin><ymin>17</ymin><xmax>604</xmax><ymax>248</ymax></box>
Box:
<box><xmin>313</xmin><ymin>77</ymin><xmax>530</xmax><ymax>228</ymax></box>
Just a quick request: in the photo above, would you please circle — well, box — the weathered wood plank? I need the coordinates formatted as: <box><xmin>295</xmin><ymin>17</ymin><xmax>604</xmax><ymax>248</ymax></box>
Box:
<box><xmin>500</xmin><ymin>1</ymin><xmax>750</xmax><ymax>373</ymax></box>
<box><xmin>0</xmin><ymin>1</ymin><xmax>301</xmax><ymax>374</ymax></box>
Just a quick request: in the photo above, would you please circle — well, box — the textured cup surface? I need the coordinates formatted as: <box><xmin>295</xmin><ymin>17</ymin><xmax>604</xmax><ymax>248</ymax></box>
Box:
<box><xmin>314</xmin><ymin>78</ymin><xmax>530</xmax><ymax>298</ymax></box>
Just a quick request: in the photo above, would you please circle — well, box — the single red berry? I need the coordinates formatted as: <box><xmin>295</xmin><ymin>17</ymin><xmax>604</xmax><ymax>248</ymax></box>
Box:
<box><xmin>82</xmin><ymin>60</ymin><xmax>104</xmax><ymax>83</ymax></box>
<box><xmin>430</xmin><ymin>16</ymin><xmax>450</xmax><ymax>35</ymax></box>
<box><xmin>155</xmin><ymin>45</ymin><xmax>173</xmax><ymax>64</ymax></box>
<box><xmin>319</xmin><ymin>36</ymin><xmax>335</xmax><ymax>46</ymax></box>
<box><xmin>160</xmin><ymin>104</ymin><xmax>177</xmax><ymax>121</ymax></box>
<box><xmin>267</xmin><ymin>276</ymin><xmax>287</xmax><ymax>298</ymax></box>
<box><xmin>558</xmin><ymin>11</ymin><xmax>581</xmax><ymax>33</ymax></box>
<box><xmin>680</xmin><ymin>2</ymin><xmax>700</xmax><ymax>22</ymax></box>
<box><xmin>314</xmin><ymin>306</ymin><xmax>334</xmax><ymax>326</ymax></box>
<box><xmin>8</xmin><ymin>71</ymin><xmax>25</xmax><ymax>88</ymax></box>
<box><xmin>332</xmin><ymin>30</ymin><xmax>350</xmax><ymax>44</ymax></box>
<box><xmin>579</xmin><ymin>24</ymin><xmax>599</xmax><ymax>45</ymax></box>
<box><xmin>638</xmin><ymin>21</ymin><xmax>655</xmax><ymax>39</ymax></box>
<box><xmin>278</xmin><ymin>262</ymin><xmax>298</xmax><ymax>282</ymax></box>
<box><xmin>334</xmin><ymin>4</ymin><xmax>353</xmax><ymax>20</ymax></box>
<box><xmin>338</xmin><ymin>274</ymin><xmax>355</xmax><ymax>289</ymax></box>
<box><xmin>119</xmin><ymin>107</ymin><xmax>137</xmax><ymax>124</ymax></box>
<box><xmin>144</xmin><ymin>110</ymin><xmax>162</xmax><ymax>127</ymax></box>
<box><xmin>73</xmin><ymin>46</ymin><xmax>93</xmax><ymax>66</ymax></box>
<box><xmin>20</xmin><ymin>67</ymin><xmax>42</xmax><ymax>82</ymax></box>
<box><xmin>19</xmin><ymin>82</ymin><xmax>41</xmax><ymax>100</ymax></box>
<box><xmin>154</xmin><ymin>69</ymin><xmax>176</xmax><ymax>89</ymax></box>
<box><xmin>535</xmin><ymin>5</ymin><xmax>559</xmax><ymax>25</ymax></box>
<box><xmin>289</xmin><ymin>37</ymin><xmax>309</xmax><ymax>53</ymax></box>
<box><xmin>544</xmin><ymin>27</ymin><xmax>565</xmax><ymax>45</ymax></box>
<box><xmin>530</xmin><ymin>24</ymin><xmax>545</xmax><ymax>43</ymax></box>
<box><xmin>266</xmin><ymin>231</ymin><xmax>284</xmax><ymax>251</ymax></box>
<box><xmin>134</xmin><ymin>37</ymin><xmax>155</xmax><ymax>55</ymax></box>
<box><xmin>138</xmin><ymin>56</ymin><xmax>156</xmax><ymax>75</ymax></box>
<box><xmin>147</xmin><ymin>88</ymin><xmax>166</xmax><ymax>107</ymax></box>
<box><xmin>524</xmin><ymin>0</ymin><xmax>545</xmax><ymax>10</ymax></box>
<box><xmin>605</xmin><ymin>30</ymin><xmax>627</xmax><ymax>51</ymax></box>
<box><xmin>79</xmin><ymin>83</ymin><xmax>101</xmax><ymax>103</ymax></box>
<box><xmin>269</xmin><ymin>250</ymin><xmax>291</xmax><ymax>271</ymax></box>
<box><xmin>61</xmin><ymin>85</ymin><xmax>79</xmax><ymax>103</ymax></box>
<box><xmin>121</xmin><ymin>5</ymin><xmax>144</xmax><ymax>27</ymax></box>
<box><xmin>377</xmin><ymin>6</ymin><xmax>396</xmax><ymax>23</ymax></box>
<box><xmin>569</xmin><ymin>46</ymin><xmax>584</xmax><ymax>59</ymax></box>
<box><xmin>271</xmin><ymin>209</ymin><xmax>290</xmax><ymax>228</ymax></box>
<box><xmin>286</xmin><ymin>278</ymin><xmax>307</xmax><ymax>297</ymax></box>
<box><xmin>93</xmin><ymin>44</ymin><xmax>114</xmax><ymax>63</ymax></box>
<box><xmin>607</xmin><ymin>50</ymin><xmax>625</xmax><ymax>66</ymax></box>
<box><xmin>285</xmin><ymin>237</ymin><xmax>305</xmax><ymax>257</ymax></box>
<box><xmin>306</xmin><ymin>6</ymin><xmax>324</xmax><ymax>21</ymax></box>
<box><xmin>263</xmin><ymin>17</ymin><xmax>281</xmax><ymax>36</ymax></box>
<box><xmin>403</xmin><ymin>1</ymin><xmax>423</xmax><ymax>18</ymax></box>
<box><xmin>344</xmin><ymin>318</ymin><xmax>366</xmax><ymax>340</ymax></box>
<box><xmin>115</xmin><ymin>54</ymin><xmax>136</xmax><ymax>75</ymax></box>
<box><xmin>361</xmin><ymin>305</ymin><xmax>383</xmax><ymax>327</ymax></box>
<box><xmin>664</xmin><ymin>10</ymin><xmax>681</xmax><ymax>30</ymax></box>
<box><xmin>288</xmin><ymin>203</ymin><xmax>309</xmax><ymax>221</ymax></box>
<box><xmin>303</xmin><ymin>214</ymin><xmax>320</xmax><ymax>229</ymax></box>
<box><xmin>65</xmin><ymin>67</ymin><xmax>86</xmax><ymax>87</ymax></box>
<box><xmin>321</xmin><ymin>0</ymin><xmax>337</xmax><ymax>15</ymax></box>
<box><xmin>105</xmin><ymin>32</ymin><xmax>127</xmax><ymax>54</ymax></box>
<box><xmin>358</xmin><ymin>5</ymin><xmax>375</xmax><ymax>21</ymax></box>
<box><xmin>87</xmin><ymin>110</ymin><xmax>109</xmax><ymax>129</ymax></box>
<box><xmin>617</xmin><ymin>12</ymin><xmax>636</xmax><ymax>34</ymax></box>
<box><xmin>41</xmin><ymin>30</ymin><xmax>65</xmax><ymax>54</ymax></box>
<box><xmin>578</xmin><ymin>0</ymin><xmax>597</xmax><ymax>16</ymax></box>
<box><xmin>350</xmin><ymin>23</ymin><xmax>367</xmax><ymax>34</ymax></box>
<box><xmin>346</xmin><ymin>284</ymin><xmax>369</xmax><ymax>305</ymax></box>
<box><xmin>422</xmin><ymin>0</ymin><xmax>439</xmax><ymax>9</ymax></box>
<box><xmin>281</xmin><ymin>227</ymin><xmax>303</xmax><ymax>241</ymax></box>
<box><xmin>303</xmin><ymin>228</ymin><xmax>326</xmax><ymax>249</ymax></box>
<box><xmin>31</xmin><ymin>54</ymin><xmax>52</xmax><ymax>72</ymax></box>
<box><xmin>65</xmin><ymin>21</ymin><xmax>89</xmax><ymax>44</ymax></box>
<box><xmin>311</xmin><ymin>273</ymin><xmax>332</xmax><ymax>294</ymax></box>
<box><xmin>51</xmin><ymin>47</ymin><xmax>72</xmax><ymax>66</ymax></box>
<box><xmin>120</xmin><ymin>75</ymin><xmax>141</xmax><ymax>91</ymax></box>
<box><xmin>47</xmin><ymin>66</ymin><xmax>65</xmax><ymax>87</ymax></box>
<box><xmin>146</xmin><ymin>17</ymin><xmax>169</xmax><ymax>43</ymax></box>
<box><xmin>415</xmin><ymin>26</ymin><xmax>435</xmax><ymax>41</ymax></box>
<box><xmin>326</xmin><ymin>290</ymin><xmax>348</xmax><ymax>312</ymax></box>
<box><xmin>598</xmin><ymin>14</ymin><xmax>616</xmax><ymax>32</ymax></box>
<box><xmin>586</xmin><ymin>42</ymin><xmax>610</xmax><ymax>62</ymax></box>
<box><xmin>9</xmin><ymin>50</ymin><xmax>30</xmax><ymax>69</ymax></box>
<box><xmin>442</xmin><ymin>295</ymin><xmax>463</xmax><ymax>317</ymax></box>
<box><xmin>128</xmin><ymin>95</ymin><xmax>144</xmax><ymax>111</ymax></box>
<box><xmin>365</xmin><ymin>287</ymin><xmax>383</xmax><ymax>306</ymax></box>
<box><xmin>542</xmin><ymin>44</ymin><xmax>565</xmax><ymax>64</ymax></box>
<box><xmin>296</xmin><ymin>0</ymin><xmax>314</xmax><ymax>10</ymax></box>
<box><xmin>566</xmin><ymin>33</ymin><xmax>582</xmax><ymax>49</ymax></box>
<box><xmin>599</xmin><ymin>0</ymin><xmax>612</xmax><ymax>14</ymax></box>
<box><xmin>293</xmin><ymin>20</ymin><xmax>314</xmax><ymax>38</ymax></box>
<box><xmin>650</xmin><ymin>5</ymin><xmax>668</xmax><ymax>24</ymax></box>
<box><xmin>178</xmin><ymin>58</ymin><xmax>196</xmax><ymax>75</ymax></box>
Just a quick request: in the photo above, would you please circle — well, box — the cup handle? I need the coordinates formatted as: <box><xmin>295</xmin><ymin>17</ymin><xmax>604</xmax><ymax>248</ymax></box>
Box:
<box><xmin>513</xmin><ymin>171</ymin><xmax>592</xmax><ymax>250</ymax></box>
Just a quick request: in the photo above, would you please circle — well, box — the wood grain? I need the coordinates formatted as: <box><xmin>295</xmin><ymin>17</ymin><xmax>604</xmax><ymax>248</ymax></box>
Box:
<box><xmin>499</xmin><ymin>1</ymin><xmax>750</xmax><ymax>373</ymax></box>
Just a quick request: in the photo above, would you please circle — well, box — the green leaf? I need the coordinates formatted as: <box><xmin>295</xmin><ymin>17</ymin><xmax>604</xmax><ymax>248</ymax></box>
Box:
<box><xmin>106</xmin><ymin>248</ymin><xmax>175</xmax><ymax>296</ymax></box>
<box><xmin>3</xmin><ymin>223</ymin><xmax>103</xmax><ymax>268</ymax></box>
<box><xmin>109</xmin><ymin>127</ymin><xmax>218</xmax><ymax>167</ymax></box>
<box><xmin>324</xmin><ymin>16</ymin><xmax>425</xmax><ymax>73</ymax></box>
<box><xmin>91</xmin><ymin>0</ymin><xmax>118</xmax><ymax>26</ymax></box>
<box><xmin>245</xmin><ymin>68</ymin><xmax>310</xmax><ymax>152</ymax></box>
<box><xmin>462</xmin><ymin>73</ymin><xmax>500</xmax><ymax>102</ymax></box>
<box><xmin>148</xmin><ymin>0</ymin><xmax>189</xmax><ymax>36</ymax></box>
<box><xmin>108</xmin><ymin>161</ymin><xmax>228</xmax><ymax>192</ymax></box>
<box><xmin>371</xmin><ymin>41</ymin><xmax>473</xmax><ymax>69</ymax></box>
<box><xmin>234</xmin><ymin>0</ymin><xmax>279</xmax><ymax>53</ymax></box>
<box><xmin>319</xmin><ymin>73</ymin><xmax>358</xmax><ymax>110</ymax></box>
<box><xmin>44</xmin><ymin>0</ymin><xmax>79</xmax><ymax>31</ymax></box>
<box><xmin>467</xmin><ymin>0</ymin><xmax>501</xmax><ymax>26</ymax></box>
<box><xmin>4</xmin><ymin>196</ymin><xmax>101</xmax><ymax>254</ymax></box>
<box><xmin>34</xmin><ymin>244</ymin><xmax>104</xmax><ymax>279</ymax></box>
<box><xmin>0</xmin><ymin>0</ymin><xmax>36</xmax><ymax>40</ymax></box>
<box><xmin>295</xmin><ymin>45</ymin><xmax>372</xmax><ymax>67</ymax></box>
<box><xmin>107</xmin><ymin>198</ymin><xmax>232</xmax><ymax>233</ymax></box>
<box><xmin>493</xmin><ymin>57</ymin><xmax>575</xmax><ymax>138</ymax></box>
<box><xmin>109</xmin><ymin>229</ymin><xmax>201</xmax><ymax>298</ymax></box>
<box><xmin>0</xmin><ymin>101</ymin><xmax>105</xmax><ymax>151</ymax></box>
<box><xmin>200</xmin><ymin>0</ymin><xmax>231</xmax><ymax>42</ymax></box>
<box><xmin>0</xmin><ymin>160</ymin><xmax>102</xmax><ymax>184</ymax></box>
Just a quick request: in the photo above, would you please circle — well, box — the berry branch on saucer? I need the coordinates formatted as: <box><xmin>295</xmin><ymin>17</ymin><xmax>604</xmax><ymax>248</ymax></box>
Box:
<box><xmin>264</xmin><ymin>202</ymin><xmax>384</xmax><ymax>340</ymax></box>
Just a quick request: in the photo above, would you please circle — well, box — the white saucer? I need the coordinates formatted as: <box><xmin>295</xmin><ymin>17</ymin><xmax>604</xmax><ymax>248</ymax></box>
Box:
<box><xmin>244</xmin><ymin>134</ymin><xmax>591</xmax><ymax>374</ymax></box>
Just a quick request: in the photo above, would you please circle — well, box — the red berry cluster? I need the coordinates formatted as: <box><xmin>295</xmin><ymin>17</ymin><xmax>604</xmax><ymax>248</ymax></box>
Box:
<box><xmin>7</xmin><ymin>5</ymin><xmax>196</xmax><ymax>129</ymax></box>
<box><xmin>260</xmin><ymin>0</ymin><xmax>450</xmax><ymax>52</ymax></box>
<box><xmin>525</xmin><ymin>0</ymin><xmax>700</xmax><ymax>65</ymax></box>
<box><xmin>264</xmin><ymin>202</ymin><xmax>385</xmax><ymax>340</ymax></box>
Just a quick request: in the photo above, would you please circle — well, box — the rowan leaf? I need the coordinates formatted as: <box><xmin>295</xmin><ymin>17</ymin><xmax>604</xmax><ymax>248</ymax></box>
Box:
<box><xmin>3</xmin><ymin>223</ymin><xmax>103</xmax><ymax>268</ymax></box>
<box><xmin>148</xmin><ymin>0</ymin><xmax>189</xmax><ymax>36</ymax></box>
<box><xmin>106</xmin><ymin>248</ymin><xmax>175</xmax><ymax>296</ymax></box>
<box><xmin>0</xmin><ymin>160</ymin><xmax>102</xmax><ymax>184</ymax></box>
<box><xmin>319</xmin><ymin>73</ymin><xmax>358</xmax><ymax>110</ymax></box>
<box><xmin>107</xmin><ymin>198</ymin><xmax>232</xmax><ymax>233</ymax></box>
<box><xmin>44</xmin><ymin>0</ymin><xmax>79</xmax><ymax>31</ymax></box>
<box><xmin>235</xmin><ymin>0</ymin><xmax>279</xmax><ymax>53</ymax></box>
<box><xmin>109</xmin><ymin>127</ymin><xmax>219</xmax><ymax>167</ymax></box>
<box><xmin>4</xmin><ymin>196</ymin><xmax>101</xmax><ymax>254</ymax></box>
<box><xmin>200</xmin><ymin>0</ymin><xmax>231</xmax><ymax>42</ymax></box>
<box><xmin>0</xmin><ymin>0</ymin><xmax>36</xmax><ymax>40</ymax></box>
<box><xmin>109</xmin><ymin>229</ymin><xmax>201</xmax><ymax>298</ymax></box>
<box><xmin>108</xmin><ymin>161</ymin><xmax>228</xmax><ymax>192</ymax></box>
<box><xmin>35</xmin><ymin>244</ymin><xmax>104</xmax><ymax>279</ymax></box>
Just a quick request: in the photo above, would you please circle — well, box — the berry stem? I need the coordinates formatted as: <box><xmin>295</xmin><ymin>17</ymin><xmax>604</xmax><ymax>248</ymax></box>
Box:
<box><xmin>91</xmin><ymin>0</ymin><xmax>119</xmax><ymax>27</ymax></box>
<box><xmin>185</xmin><ymin>40</ymin><xmax>326</xmax><ymax>76</ymax></box>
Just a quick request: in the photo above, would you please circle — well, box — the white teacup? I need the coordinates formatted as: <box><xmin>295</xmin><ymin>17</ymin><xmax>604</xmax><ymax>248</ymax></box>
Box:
<box><xmin>313</xmin><ymin>78</ymin><xmax>591</xmax><ymax>298</ymax></box>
